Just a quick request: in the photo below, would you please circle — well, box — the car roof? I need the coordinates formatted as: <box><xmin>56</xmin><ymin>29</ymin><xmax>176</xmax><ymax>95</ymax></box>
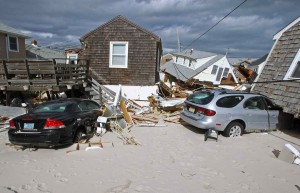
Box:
<box><xmin>197</xmin><ymin>88</ymin><xmax>262</xmax><ymax>96</ymax></box>
<box><xmin>39</xmin><ymin>98</ymin><xmax>95</xmax><ymax>105</ymax></box>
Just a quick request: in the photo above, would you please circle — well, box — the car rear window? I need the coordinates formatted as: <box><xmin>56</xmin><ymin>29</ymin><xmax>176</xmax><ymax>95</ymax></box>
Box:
<box><xmin>186</xmin><ymin>91</ymin><xmax>214</xmax><ymax>105</ymax></box>
<box><xmin>33</xmin><ymin>102</ymin><xmax>77</xmax><ymax>113</ymax></box>
<box><xmin>216</xmin><ymin>96</ymin><xmax>244</xmax><ymax>108</ymax></box>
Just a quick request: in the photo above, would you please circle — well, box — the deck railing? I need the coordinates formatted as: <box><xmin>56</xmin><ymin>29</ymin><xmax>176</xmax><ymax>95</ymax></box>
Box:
<box><xmin>0</xmin><ymin>59</ymin><xmax>89</xmax><ymax>91</ymax></box>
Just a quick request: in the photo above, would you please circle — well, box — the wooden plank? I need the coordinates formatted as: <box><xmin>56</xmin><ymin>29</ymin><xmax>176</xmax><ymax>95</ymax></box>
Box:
<box><xmin>120</xmin><ymin>101</ymin><xmax>132</xmax><ymax>123</ymax></box>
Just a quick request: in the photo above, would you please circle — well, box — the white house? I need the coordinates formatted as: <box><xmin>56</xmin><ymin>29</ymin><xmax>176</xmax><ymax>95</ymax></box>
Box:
<box><xmin>161</xmin><ymin>49</ymin><xmax>238</xmax><ymax>86</ymax></box>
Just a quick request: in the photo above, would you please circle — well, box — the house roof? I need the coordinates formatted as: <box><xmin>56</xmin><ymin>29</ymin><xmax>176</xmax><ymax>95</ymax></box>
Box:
<box><xmin>250</xmin><ymin>54</ymin><xmax>268</xmax><ymax>66</ymax></box>
<box><xmin>0</xmin><ymin>23</ymin><xmax>31</xmax><ymax>38</ymax></box>
<box><xmin>273</xmin><ymin>16</ymin><xmax>300</xmax><ymax>40</ymax></box>
<box><xmin>26</xmin><ymin>45</ymin><xmax>66</xmax><ymax>60</ymax></box>
<box><xmin>173</xmin><ymin>49</ymin><xmax>217</xmax><ymax>60</ymax></box>
<box><xmin>160</xmin><ymin>55</ymin><xmax>224</xmax><ymax>82</ymax></box>
<box><xmin>252</xmin><ymin>18</ymin><xmax>300</xmax><ymax>115</ymax></box>
<box><xmin>80</xmin><ymin>15</ymin><xmax>161</xmax><ymax>42</ymax></box>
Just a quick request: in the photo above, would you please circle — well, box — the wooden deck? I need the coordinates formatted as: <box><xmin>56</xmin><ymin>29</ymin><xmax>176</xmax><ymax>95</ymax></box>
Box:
<box><xmin>0</xmin><ymin>59</ymin><xmax>89</xmax><ymax>92</ymax></box>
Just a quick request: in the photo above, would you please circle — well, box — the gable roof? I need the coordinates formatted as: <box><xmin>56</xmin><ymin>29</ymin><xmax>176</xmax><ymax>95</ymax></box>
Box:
<box><xmin>160</xmin><ymin>55</ymin><xmax>224</xmax><ymax>82</ymax></box>
<box><xmin>80</xmin><ymin>15</ymin><xmax>161</xmax><ymax>42</ymax></box>
<box><xmin>0</xmin><ymin>23</ymin><xmax>31</xmax><ymax>38</ymax></box>
<box><xmin>273</xmin><ymin>16</ymin><xmax>300</xmax><ymax>40</ymax></box>
<box><xmin>252</xmin><ymin>18</ymin><xmax>300</xmax><ymax>115</ymax></box>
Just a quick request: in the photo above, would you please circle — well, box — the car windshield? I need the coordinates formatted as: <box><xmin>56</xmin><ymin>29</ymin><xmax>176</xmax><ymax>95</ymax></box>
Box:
<box><xmin>186</xmin><ymin>91</ymin><xmax>214</xmax><ymax>105</ymax></box>
<box><xmin>33</xmin><ymin>102</ymin><xmax>76</xmax><ymax>113</ymax></box>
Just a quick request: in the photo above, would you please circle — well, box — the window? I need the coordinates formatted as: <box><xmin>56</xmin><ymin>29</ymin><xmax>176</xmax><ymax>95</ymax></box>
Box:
<box><xmin>109</xmin><ymin>41</ymin><xmax>128</xmax><ymax>68</ymax></box>
<box><xmin>8</xmin><ymin>36</ymin><xmax>18</xmax><ymax>52</ymax></box>
<box><xmin>216</xmin><ymin>96</ymin><xmax>244</xmax><ymax>108</ymax></box>
<box><xmin>187</xmin><ymin>91</ymin><xmax>214</xmax><ymax>105</ymax></box>
<box><xmin>211</xmin><ymin>65</ymin><xmax>218</xmax><ymax>74</ymax></box>
<box><xmin>244</xmin><ymin>97</ymin><xmax>266</xmax><ymax>110</ymax></box>
<box><xmin>216</xmin><ymin>67</ymin><xmax>224</xmax><ymax>81</ymax></box>
<box><xmin>67</xmin><ymin>54</ymin><xmax>78</xmax><ymax>64</ymax></box>
<box><xmin>222</xmin><ymin>68</ymin><xmax>229</xmax><ymax>77</ymax></box>
<box><xmin>284</xmin><ymin>48</ymin><xmax>300</xmax><ymax>79</ymax></box>
<box><xmin>291</xmin><ymin>62</ymin><xmax>300</xmax><ymax>78</ymax></box>
<box><xmin>78</xmin><ymin>101</ymin><xmax>100</xmax><ymax>111</ymax></box>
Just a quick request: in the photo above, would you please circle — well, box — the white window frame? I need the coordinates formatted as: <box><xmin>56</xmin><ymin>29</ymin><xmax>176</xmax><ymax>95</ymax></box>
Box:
<box><xmin>66</xmin><ymin>53</ymin><xmax>78</xmax><ymax>64</ymax></box>
<box><xmin>284</xmin><ymin>48</ymin><xmax>300</xmax><ymax>80</ymax></box>
<box><xmin>109</xmin><ymin>41</ymin><xmax>128</xmax><ymax>68</ymax></box>
<box><xmin>8</xmin><ymin>35</ymin><xmax>19</xmax><ymax>52</ymax></box>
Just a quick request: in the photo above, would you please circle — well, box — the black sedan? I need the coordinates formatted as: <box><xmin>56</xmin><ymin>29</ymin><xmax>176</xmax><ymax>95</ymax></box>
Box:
<box><xmin>8</xmin><ymin>98</ymin><xmax>102</xmax><ymax>147</ymax></box>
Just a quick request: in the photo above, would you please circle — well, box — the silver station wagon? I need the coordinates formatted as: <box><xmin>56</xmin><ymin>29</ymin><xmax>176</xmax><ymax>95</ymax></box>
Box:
<box><xmin>180</xmin><ymin>89</ymin><xmax>282</xmax><ymax>137</ymax></box>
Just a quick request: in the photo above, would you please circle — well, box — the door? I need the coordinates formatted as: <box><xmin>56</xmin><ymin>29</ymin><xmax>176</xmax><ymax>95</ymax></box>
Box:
<box><xmin>243</xmin><ymin>96</ymin><xmax>269</xmax><ymax>130</ymax></box>
<box><xmin>263</xmin><ymin>97</ymin><xmax>280</xmax><ymax>130</ymax></box>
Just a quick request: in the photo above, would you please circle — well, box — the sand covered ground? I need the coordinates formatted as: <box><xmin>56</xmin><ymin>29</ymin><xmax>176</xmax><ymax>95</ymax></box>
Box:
<box><xmin>0</xmin><ymin>114</ymin><xmax>300</xmax><ymax>193</ymax></box>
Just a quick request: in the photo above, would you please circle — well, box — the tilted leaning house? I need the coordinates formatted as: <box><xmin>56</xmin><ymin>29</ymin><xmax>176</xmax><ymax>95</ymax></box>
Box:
<box><xmin>252</xmin><ymin>16</ymin><xmax>300</xmax><ymax>124</ymax></box>
<box><xmin>80</xmin><ymin>15</ymin><xmax>162</xmax><ymax>86</ymax></box>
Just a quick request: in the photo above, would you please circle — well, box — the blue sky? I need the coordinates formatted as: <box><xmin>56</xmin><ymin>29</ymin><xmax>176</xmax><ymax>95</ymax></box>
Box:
<box><xmin>0</xmin><ymin>0</ymin><xmax>299</xmax><ymax>58</ymax></box>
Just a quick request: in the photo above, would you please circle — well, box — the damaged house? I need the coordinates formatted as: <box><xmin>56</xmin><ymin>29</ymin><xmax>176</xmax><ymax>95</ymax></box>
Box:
<box><xmin>0</xmin><ymin>23</ymin><xmax>30</xmax><ymax>60</ymax></box>
<box><xmin>160</xmin><ymin>49</ymin><xmax>238</xmax><ymax>88</ymax></box>
<box><xmin>79</xmin><ymin>15</ymin><xmax>162</xmax><ymax>86</ymax></box>
<box><xmin>252</xmin><ymin>16</ymin><xmax>300</xmax><ymax>128</ymax></box>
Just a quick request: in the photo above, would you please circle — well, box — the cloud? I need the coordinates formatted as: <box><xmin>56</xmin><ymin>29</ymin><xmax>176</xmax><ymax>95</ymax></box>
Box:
<box><xmin>20</xmin><ymin>30</ymin><xmax>55</xmax><ymax>38</ymax></box>
<box><xmin>0</xmin><ymin>0</ymin><xmax>299</xmax><ymax>57</ymax></box>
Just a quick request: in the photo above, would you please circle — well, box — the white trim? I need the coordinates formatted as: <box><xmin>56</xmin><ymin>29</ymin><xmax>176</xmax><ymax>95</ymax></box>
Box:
<box><xmin>66</xmin><ymin>53</ymin><xmax>78</xmax><ymax>64</ymax></box>
<box><xmin>109</xmin><ymin>41</ymin><xmax>128</xmax><ymax>68</ymax></box>
<box><xmin>273</xmin><ymin>17</ymin><xmax>300</xmax><ymax>40</ymax></box>
<box><xmin>8</xmin><ymin>35</ymin><xmax>19</xmax><ymax>52</ymax></box>
<box><xmin>284</xmin><ymin>48</ymin><xmax>300</xmax><ymax>80</ymax></box>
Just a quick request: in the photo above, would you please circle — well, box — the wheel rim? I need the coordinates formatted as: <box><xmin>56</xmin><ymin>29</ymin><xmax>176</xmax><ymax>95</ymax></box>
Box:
<box><xmin>229</xmin><ymin>125</ymin><xmax>242</xmax><ymax>137</ymax></box>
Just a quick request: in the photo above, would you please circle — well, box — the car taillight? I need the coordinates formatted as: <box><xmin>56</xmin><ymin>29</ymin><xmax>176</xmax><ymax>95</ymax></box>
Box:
<box><xmin>196</xmin><ymin>107</ymin><xmax>216</xmax><ymax>116</ymax></box>
<box><xmin>9</xmin><ymin>120</ymin><xmax>16</xmax><ymax>129</ymax></box>
<box><xmin>44</xmin><ymin>118</ymin><xmax>65</xmax><ymax>129</ymax></box>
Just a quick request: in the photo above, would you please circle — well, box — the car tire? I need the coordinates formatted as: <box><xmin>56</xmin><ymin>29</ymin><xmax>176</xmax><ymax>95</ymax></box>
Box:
<box><xmin>73</xmin><ymin>129</ymin><xmax>84</xmax><ymax>143</ymax></box>
<box><xmin>224</xmin><ymin>122</ymin><xmax>244</xmax><ymax>137</ymax></box>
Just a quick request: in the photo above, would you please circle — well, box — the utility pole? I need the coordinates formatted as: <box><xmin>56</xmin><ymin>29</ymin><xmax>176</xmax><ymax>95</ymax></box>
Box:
<box><xmin>177</xmin><ymin>27</ymin><xmax>181</xmax><ymax>52</ymax></box>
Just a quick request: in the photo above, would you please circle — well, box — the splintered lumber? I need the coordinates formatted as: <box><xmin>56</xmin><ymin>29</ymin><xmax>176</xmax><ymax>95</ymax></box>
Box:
<box><xmin>120</xmin><ymin>101</ymin><xmax>132</xmax><ymax>123</ymax></box>
<box><xmin>131</xmin><ymin>115</ymin><xmax>159</xmax><ymax>123</ymax></box>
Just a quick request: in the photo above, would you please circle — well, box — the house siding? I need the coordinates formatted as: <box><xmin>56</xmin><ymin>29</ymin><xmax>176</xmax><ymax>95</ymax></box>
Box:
<box><xmin>0</xmin><ymin>33</ymin><xmax>6</xmax><ymax>59</ymax></box>
<box><xmin>81</xmin><ymin>17</ymin><xmax>161</xmax><ymax>86</ymax></box>
<box><xmin>0</xmin><ymin>33</ymin><xmax>26</xmax><ymax>60</ymax></box>
<box><xmin>252</xmin><ymin>21</ymin><xmax>300</xmax><ymax>115</ymax></box>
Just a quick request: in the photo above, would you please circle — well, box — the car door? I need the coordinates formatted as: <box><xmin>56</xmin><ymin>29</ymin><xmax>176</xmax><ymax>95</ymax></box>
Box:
<box><xmin>263</xmin><ymin>97</ymin><xmax>280</xmax><ymax>130</ymax></box>
<box><xmin>243</xmin><ymin>96</ymin><xmax>269</xmax><ymax>131</ymax></box>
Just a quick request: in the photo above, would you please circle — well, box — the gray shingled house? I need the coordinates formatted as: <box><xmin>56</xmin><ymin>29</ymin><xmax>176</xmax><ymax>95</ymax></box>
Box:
<box><xmin>252</xmin><ymin>16</ymin><xmax>300</xmax><ymax>127</ymax></box>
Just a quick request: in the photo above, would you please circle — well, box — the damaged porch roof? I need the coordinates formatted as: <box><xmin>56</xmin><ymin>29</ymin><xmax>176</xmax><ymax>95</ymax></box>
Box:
<box><xmin>160</xmin><ymin>55</ymin><xmax>224</xmax><ymax>82</ymax></box>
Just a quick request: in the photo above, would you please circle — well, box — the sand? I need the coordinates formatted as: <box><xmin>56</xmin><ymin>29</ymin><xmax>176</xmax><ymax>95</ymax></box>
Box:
<box><xmin>0</xmin><ymin>119</ymin><xmax>299</xmax><ymax>193</ymax></box>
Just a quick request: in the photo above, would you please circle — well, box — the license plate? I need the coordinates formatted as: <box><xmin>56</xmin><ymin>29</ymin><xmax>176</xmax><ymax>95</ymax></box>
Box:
<box><xmin>189</xmin><ymin>106</ymin><xmax>195</xmax><ymax>113</ymax></box>
<box><xmin>24</xmin><ymin>123</ymin><xmax>34</xmax><ymax>130</ymax></box>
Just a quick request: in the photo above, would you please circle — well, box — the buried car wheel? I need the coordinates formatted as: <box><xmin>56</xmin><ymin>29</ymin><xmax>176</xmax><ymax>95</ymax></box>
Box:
<box><xmin>224</xmin><ymin>122</ymin><xmax>244</xmax><ymax>137</ymax></box>
<box><xmin>73</xmin><ymin>129</ymin><xmax>85</xmax><ymax>143</ymax></box>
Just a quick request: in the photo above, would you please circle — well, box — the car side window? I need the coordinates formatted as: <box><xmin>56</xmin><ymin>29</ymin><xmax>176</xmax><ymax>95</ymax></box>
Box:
<box><xmin>216</xmin><ymin>96</ymin><xmax>244</xmax><ymax>108</ymax></box>
<box><xmin>85</xmin><ymin>101</ymin><xmax>101</xmax><ymax>111</ymax></box>
<box><xmin>244</xmin><ymin>97</ymin><xmax>266</xmax><ymax>110</ymax></box>
<box><xmin>78</xmin><ymin>101</ymin><xmax>100</xmax><ymax>111</ymax></box>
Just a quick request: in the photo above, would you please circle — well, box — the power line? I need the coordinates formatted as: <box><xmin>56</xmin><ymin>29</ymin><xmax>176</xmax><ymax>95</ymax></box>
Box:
<box><xmin>183</xmin><ymin>0</ymin><xmax>248</xmax><ymax>50</ymax></box>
